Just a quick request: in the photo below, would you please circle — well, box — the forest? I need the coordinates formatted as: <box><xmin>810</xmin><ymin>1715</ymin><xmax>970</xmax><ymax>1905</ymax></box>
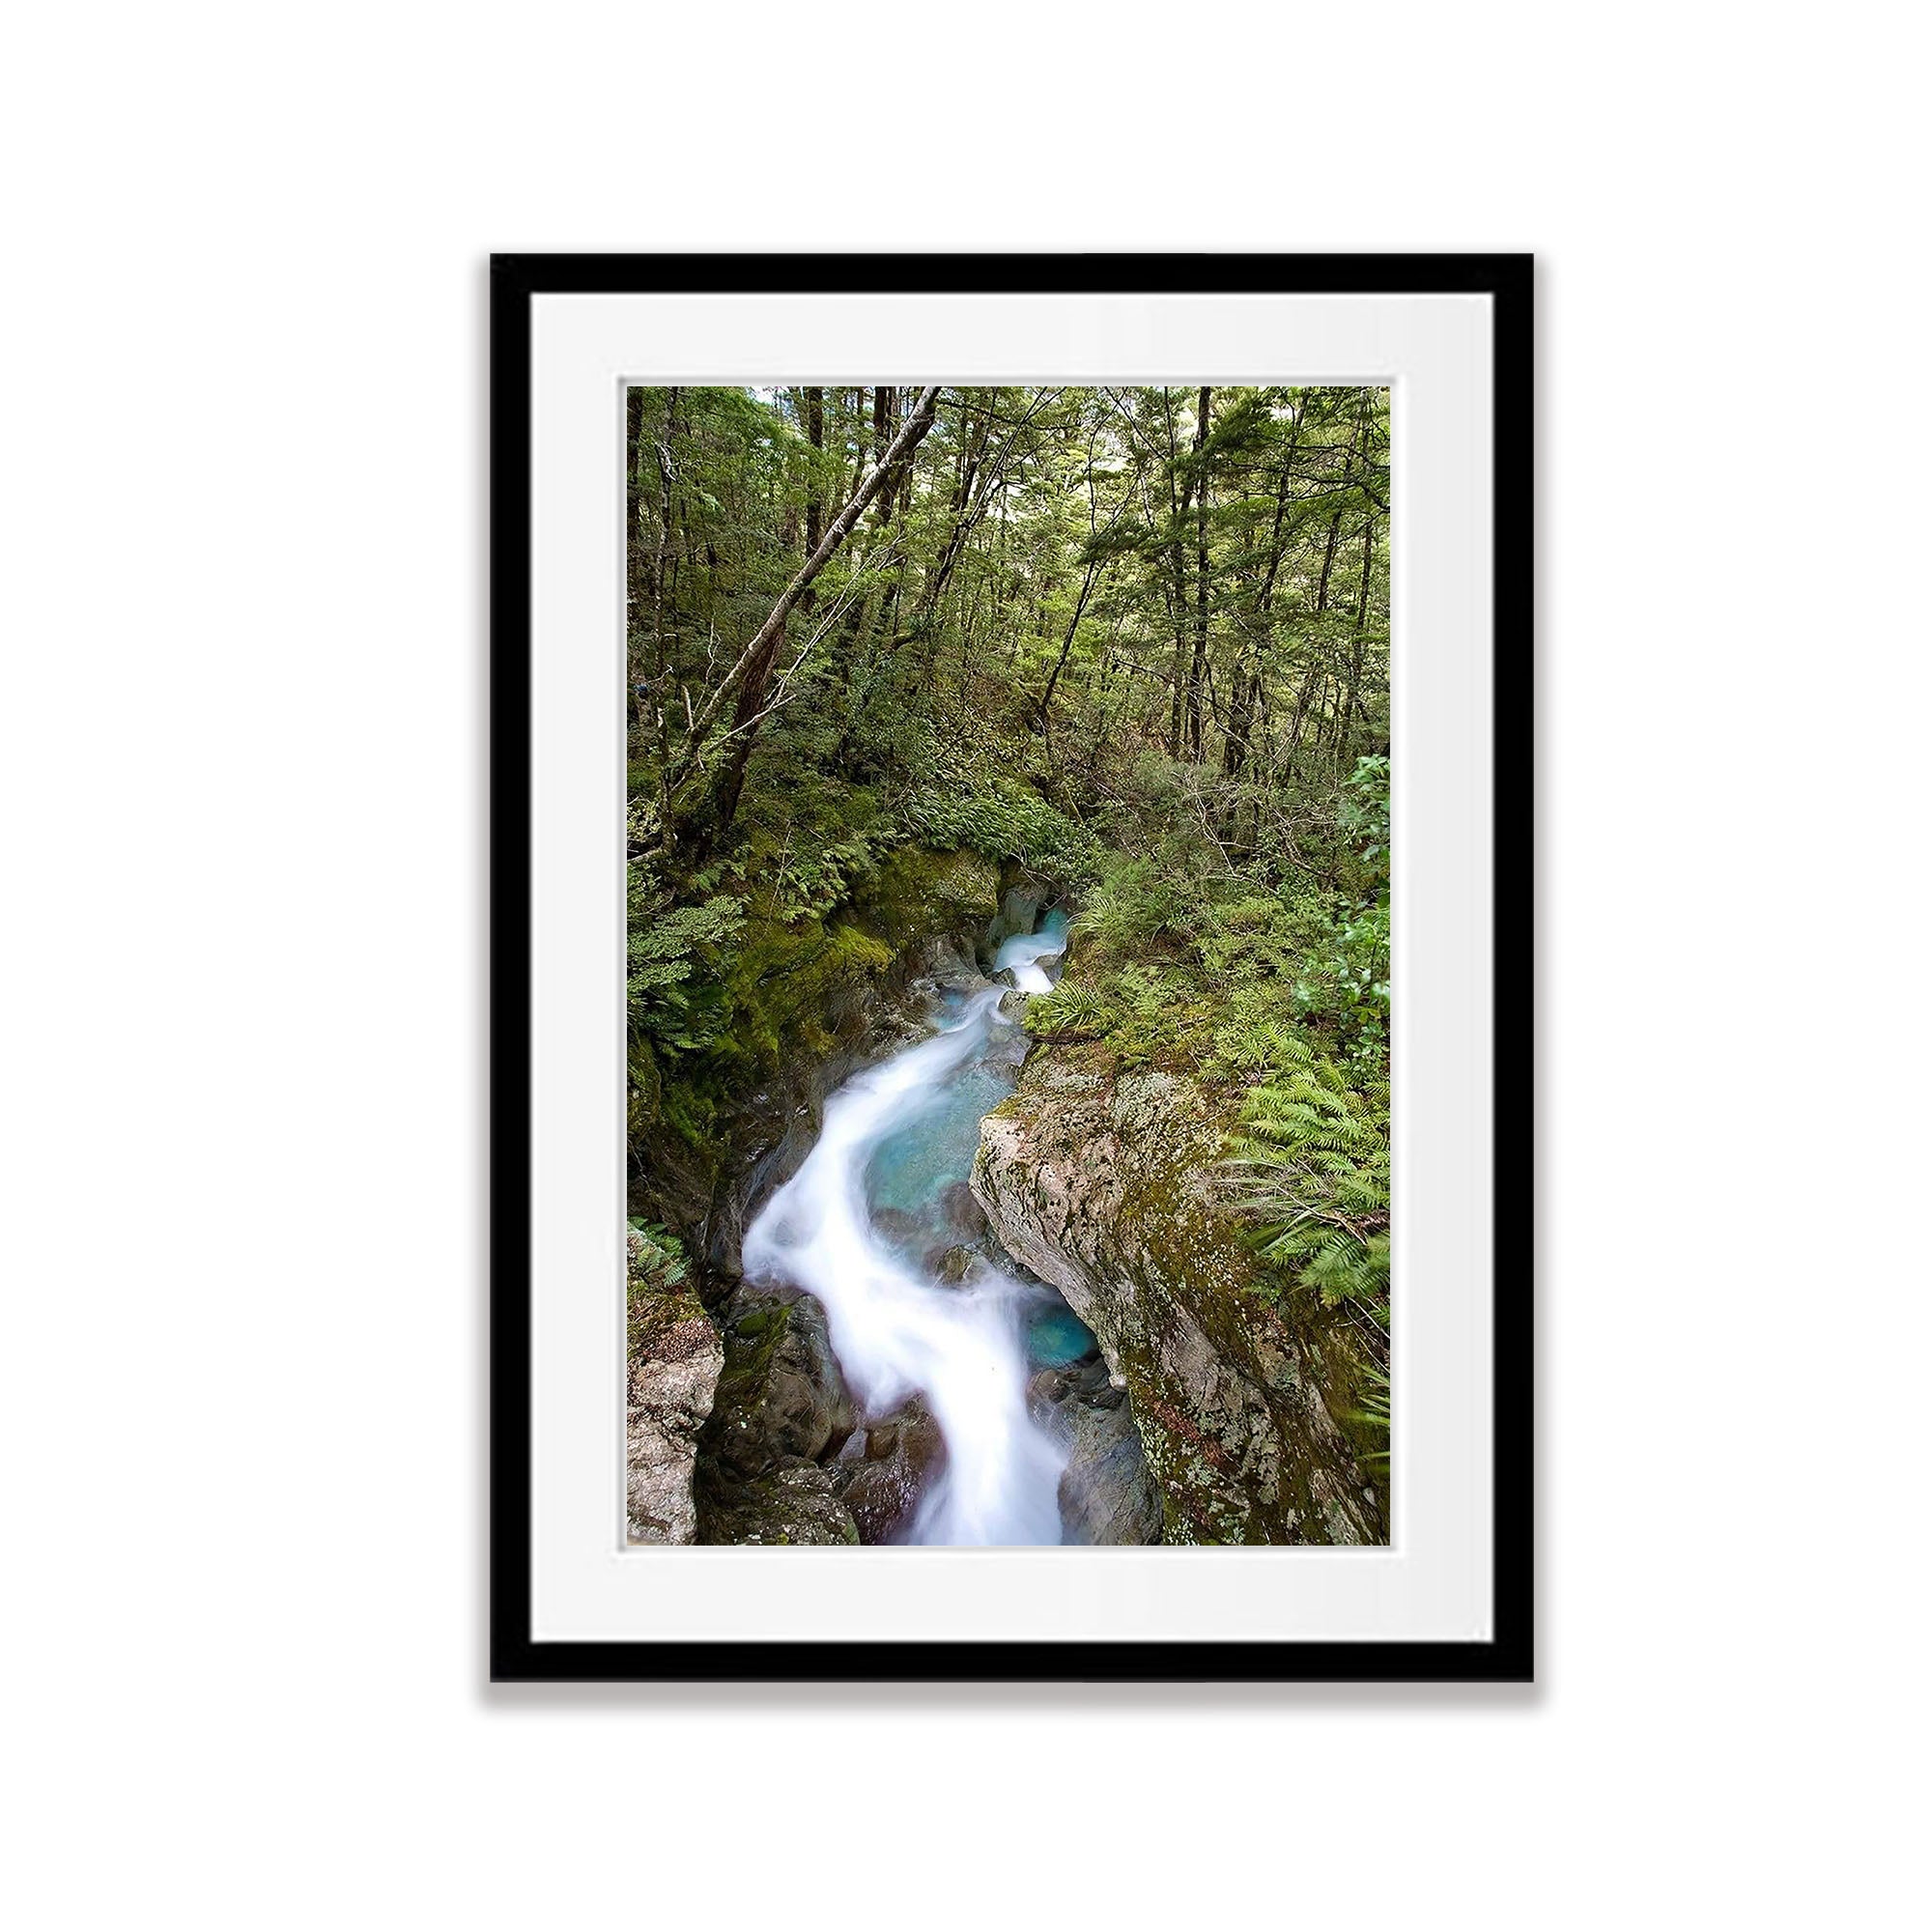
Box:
<box><xmin>626</xmin><ymin>382</ymin><xmax>1392</xmax><ymax>1545</ymax></box>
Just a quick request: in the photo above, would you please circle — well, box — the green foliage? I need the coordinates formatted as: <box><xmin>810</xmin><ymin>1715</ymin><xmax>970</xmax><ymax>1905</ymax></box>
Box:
<box><xmin>626</xmin><ymin>859</ymin><xmax>748</xmax><ymax>1056</ymax></box>
<box><xmin>1022</xmin><ymin>978</ymin><xmax>1118</xmax><ymax>1041</ymax></box>
<box><xmin>625</xmin><ymin>1221</ymin><xmax>689</xmax><ymax>1304</ymax></box>
<box><xmin>1071</xmin><ymin>852</ymin><xmax>1197</xmax><ymax>952</ymax></box>
<box><xmin>1339</xmin><ymin>753</ymin><xmax>1390</xmax><ymax>870</ymax></box>
<box><xmin>1343</xmin><ymin>1358</ymin><xmax>1391</xmax><ymax>1466</ymax></box>
<box><xmin>897</xmin><ymin>734</ymin><xmax>1102</xmax><ymax>882</ymax></box>
<box><xmin>769</xmin><ymin>831</ymin><xmax>885</xmax><ymax>924</ymax></box>
<box><xmin>1315</xmin><ymin>755</ymin><xmax>1393</xmax><ymax>1071</ymax></box>
<box><xmin>1227</xmin><ymin>1038</ymin><xmax>1390</xmax><ymax>1327</ymax></box>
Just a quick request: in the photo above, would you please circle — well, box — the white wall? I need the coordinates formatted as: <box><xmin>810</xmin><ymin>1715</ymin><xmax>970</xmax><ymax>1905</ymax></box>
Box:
<box><xmin>4</xmin><ymin>4</ymin><xmax>1922</xmax><ymax>1926</ymax></box>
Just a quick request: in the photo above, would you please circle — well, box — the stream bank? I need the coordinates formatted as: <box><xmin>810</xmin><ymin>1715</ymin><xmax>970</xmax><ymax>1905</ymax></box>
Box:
<box><xmin>973</xmin><ymin>1045</ymin><xmax>1385</xmax><ymax>1545</ymax></box>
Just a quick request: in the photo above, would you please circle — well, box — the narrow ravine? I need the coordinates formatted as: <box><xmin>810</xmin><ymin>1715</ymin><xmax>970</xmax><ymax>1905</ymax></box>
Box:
<box><xmin>740</xmin><ymin>912</ymin><xmax>1094</xmax><ymax>1544</ymax></box>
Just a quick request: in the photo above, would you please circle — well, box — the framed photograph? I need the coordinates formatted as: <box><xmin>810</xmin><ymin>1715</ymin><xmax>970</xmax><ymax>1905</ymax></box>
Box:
<box><xmin>491</xmin><ymin>254</ymin><xmax>1532</xmax><ymax>1681</ymax></box>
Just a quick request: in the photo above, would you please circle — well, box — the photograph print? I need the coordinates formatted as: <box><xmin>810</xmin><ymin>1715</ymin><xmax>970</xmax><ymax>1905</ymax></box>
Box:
<box><xmin>626</xmin><ymin>381</ymin><xmax>1390</xmax><ymax>1548</ymax></box>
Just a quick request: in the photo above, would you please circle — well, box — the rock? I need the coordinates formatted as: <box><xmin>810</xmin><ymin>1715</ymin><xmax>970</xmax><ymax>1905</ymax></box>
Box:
<box><xmin>697</xmin><ymin>1462</ymin><xmax>860</xmax><ymax>1546</ymax></box>
<box><xmin>915</xmin><ymin>931</ymin><xmax>993</xmax><ymax>994</ymax></box>
<box><xmin>933</xmin><ymin>1244</ymin><xmax>975</xmax><ymax>1285</ymax></box>
<box><xmin>868</xmin><ymin>1205</ymin><xmax>922</xmax><ymax>1252</ymax></box>
<box><xmin>971</xmin><ymin>1052</ymin><xmax>1384</xmax><ymax>1546</ymax></box>
<box><xmin>832</xmin><ymin>1396</ymin><xmax>948</xmax><ymax>1544</ymax></box>
<box><xmin>1020</xmin><ymin>1349</ymin><xmax>1159</xmax><ymax>1544</ymax></box>
<box><xmin>982</xmin><ymin>883</ymin><xmax>1047</xmax><ymax>958</ymax></box>
<box><xmin>1059</xmin><ymin>1398</ymin><xmax>1163</xmax><ymax>1546</ymax></box>
<box><xmin>694</xmin><ymin>1285</ymin><xmax>861</xmax><ymax>1541</ymax></box>
<box><xmin>936</xmin><ymin>1180</ymin><xmax>988</xmax><ymax>1241</ymax></box>
<box><xmin>625</xmin><ymin>1229</ymin><xmax>724</xmax><ymax>1545</ymax></box>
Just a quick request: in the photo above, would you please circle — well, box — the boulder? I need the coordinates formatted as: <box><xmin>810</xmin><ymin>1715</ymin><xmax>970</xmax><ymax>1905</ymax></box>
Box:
<box><xmin>972</xmin><ymin>1053</ymin><xmax>1384</xmax><ymax>1546</ymax></box>
<box><xmin>695</xmin><ymin>1285</ymin><xmax>860</xmax><ymax>1541</ymax></box>
<box><xmin>625</xmin><ymin>1229</ymin><xmax>724</xmax><ymax>1545</ymax></box>
<box><xmin>983</xmin><ymin>882</ymin><xmax>1047</xmax><ymax>952</ymax></box>
<box><xmin>936</xmin><ymin>1179</ymin><xmax>988</xmax><ymax>1242</ymax></box>
<box><xmin>932</xmin><ymin>1244</ymin><xmax>976</xmax><ymax>1285</ymax></box>
<box><xmin>832</xmin><ymin>1396</ymin><xmax>948</xmax><ymax>1544</ymax></box>
<box><xmin>697</xmin><ymin>1462</ymin><xmax>859</xmax><ymax>1546</ymax></box>
<box><xmin>1059</xmin><ymin>1396</ymin><xmax>1164</xmax><ymax>1546</ymax></box>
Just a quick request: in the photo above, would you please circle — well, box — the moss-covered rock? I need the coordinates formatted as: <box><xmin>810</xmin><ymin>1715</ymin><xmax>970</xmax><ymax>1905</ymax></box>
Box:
<box><xmin>696</xmin><ymin>1463</ymin><xmax>861</xmax><ymax>1546</ymax></box>
<box><xmin>857</xmin><ymin>846</ymin><xmax>1003</xmax><ymax>956</ymax></box>
<box><xmin>972</xmin><ymin>1048</ymin><xmax>1384</xmax><ymax>1546</ymax></box>
<box><xmin>694</xmin><ymin>1285</ymin><xmax>864</xmax><ymax>1544</ymax></box>
<box><xmin>630</xmin><ymin>841</ymin><xmax>1005</xmax><ymax>1280</ymax></box>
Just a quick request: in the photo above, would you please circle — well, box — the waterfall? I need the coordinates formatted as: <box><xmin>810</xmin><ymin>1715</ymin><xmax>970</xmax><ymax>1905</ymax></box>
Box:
<box><xmin>992</xmin><ymin>907</ymin><xmax>1068</xmax><ymax>993</ymax></box>
<box><xmin>741</xmin><ymin>914</ymin><xmax>1079</xmax><ymax>1545</ymax></box>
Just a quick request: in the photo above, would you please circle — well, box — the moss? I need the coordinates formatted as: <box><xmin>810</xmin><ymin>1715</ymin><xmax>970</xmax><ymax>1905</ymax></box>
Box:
<box><xmin>722</xmin><ymin>918</ymin><xmax>894</xmax><ymax>1069</ymax></box>
<box><xmin>713</xmin><ymin>1298</ymin><xmax>793</xmax><ymax>1401</ymax></box>
<box><xmin>855</xmin><ymin>845</ymin><xmax>1001</xmax><ymax>952</ymax></box>
<box><xmin>986</xmin><ymin>1034</ymin><xmax>1384</xmax><ymax>1545</ymax></box>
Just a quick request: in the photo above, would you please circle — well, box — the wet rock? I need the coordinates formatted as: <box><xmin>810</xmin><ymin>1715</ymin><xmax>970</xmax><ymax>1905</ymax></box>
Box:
<box><xmin>696</xmin><ymin>1285</ymin><xmax>858</xmax><ymax>1545</ymax></box>
<box><xmin>916</xmin><ymin>931</ymin><xmax>994</xmax><ymax>994</ymax></box>
<box><xmin>625</xmin><ymin>1230</ymin><xmax>724</xmax><ymax>1545</ymax></box>
<box><xmin>832</xmin><ymin>1397</ymin><xmax>948</xmax><ymax>1544</ymax></box>
<box><xmin>982</xmin><ymin>883</ymin><xmax>1047</xmax><ymax>959</ymax></box>
<box><xmin>1023</xmin><ymin>1348</ymin><xmax>1159</xmax><ymax>1544</ymax></box>
<box><xmin>933</xmin><ymin>1244</ymin><xmax>975</xmax><ymax>1285</ymax></box>
<box><xmin>937</xmin><ymin>1180</ymin><xmax>988</xmax><ymax>1242</ymax></box>
<box><xmin>868</xmin><ymin>1205</ymin><xmax>922</xmax><ymax>1252</ymax></box>
<box><xmin>1059</xmin><ymin>1399</ymin><xmax>1163</xmax><ymax>1545</ymax></box>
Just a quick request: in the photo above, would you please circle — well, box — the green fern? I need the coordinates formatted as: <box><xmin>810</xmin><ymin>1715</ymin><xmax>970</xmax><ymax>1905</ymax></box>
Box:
<box><xmin>1227</xmin><ymin>1052</ymin><xmax>1389</xmax><ymax>1325</ymax></box>
<box><xmin>1022</xmin><ymin>979</ymin><xmax>1118</xmax><ymax>1040</ymax></box>
<box><xmin>1343</xmin><ymin>1358</ymin><xmax>1390</xmax><ymax>1465</ymax></box>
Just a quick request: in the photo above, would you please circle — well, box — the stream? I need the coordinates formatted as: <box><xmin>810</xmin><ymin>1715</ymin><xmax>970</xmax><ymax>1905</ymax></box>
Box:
<box><xmin>741</xmin><ymin>910</ymin><xmax>1094</xmax><ymax>1544</ymax></box>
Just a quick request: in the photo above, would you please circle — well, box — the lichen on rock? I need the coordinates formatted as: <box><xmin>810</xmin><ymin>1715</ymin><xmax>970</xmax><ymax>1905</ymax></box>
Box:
<box><xmin>625</xmin><ymin>1226</ymin><xmax>724</xmax><ymax>1545</ymax></box>
<box><xmin>972</xmin><ymin>1046</ymin><xmax>1384</xmax><ymax>1545</ymax></box>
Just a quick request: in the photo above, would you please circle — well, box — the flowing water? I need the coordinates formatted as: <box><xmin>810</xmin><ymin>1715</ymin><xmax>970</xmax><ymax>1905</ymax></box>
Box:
<box><xmin>741</xmin><ymin>910</ymin><xmax>1094</xmax><ymax>1545</ymax></box>
<box><xmin>994</xmin><ymin>908</ymin><xmax>1069</xmax><ymax>992</ymax></box>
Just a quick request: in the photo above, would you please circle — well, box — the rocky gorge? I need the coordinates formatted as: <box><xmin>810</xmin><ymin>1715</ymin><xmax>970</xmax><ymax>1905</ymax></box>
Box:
<box><xmin>626</xmin><ymin>855</ymin><xmax>1381</xmax><ymax>1548</ymax></box>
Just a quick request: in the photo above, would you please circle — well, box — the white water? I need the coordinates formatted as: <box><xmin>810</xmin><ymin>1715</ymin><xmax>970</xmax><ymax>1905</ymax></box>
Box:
<box><xmin>993</xmin><ymin>908</ymin><xmax>1068</xmax><ymax>993</ymax></box>
<box><xmin>741</xmin><ymin>957</ymin><xmax>1071</xmax><ymax>1544</ymax></box>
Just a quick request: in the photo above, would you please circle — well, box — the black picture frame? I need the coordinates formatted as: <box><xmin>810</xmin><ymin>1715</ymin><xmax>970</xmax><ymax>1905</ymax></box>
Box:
<box><xmin>490</xmin><ymin>253</ymin><xmax>1533</xmax><ymax>1684</ymax></box>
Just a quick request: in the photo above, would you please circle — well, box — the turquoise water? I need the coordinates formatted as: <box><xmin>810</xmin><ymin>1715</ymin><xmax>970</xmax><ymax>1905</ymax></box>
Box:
<box><xmin>857</xmin><ymin>925</ymin><xmax>1100</xmax><ymax>1370</ymax></box>
<box><xmin>1027</xmin><ymin>1302</ymin><xmax>1098</xmax><ymax>1368</ymax></box>
<box><xmin>864</xmin><ymin>1061</ymin><xmax>1011</xmax><ymax>1218</ymax></box>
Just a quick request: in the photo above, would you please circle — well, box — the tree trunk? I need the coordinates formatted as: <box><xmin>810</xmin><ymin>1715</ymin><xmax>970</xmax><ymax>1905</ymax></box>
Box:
<box><xmin>1316</xmin><ymin>511</ymin><xmax>1342</xmax><ymax>614</ymax></box>
<box><xmin>1338</xmin><ymin>513</ymin><xmax>1376</xmax><ymax>766</ymax></box>
<box><xmin>1162</xmin><ymin>388</ymin><xmax>1197</xmax><ymax>757</ymax></box>
<box><xmin>686</xmin><ymin>384</ymin><xmax>941</xmax><ymax>843</ymax></box>
<box><xmin>871</xmin><ymin>385</ymin><xmax>898</xmax><ymax>527</ymax></box>
<box><xmin>797</xmin><ymin>386</ymin><xmax>824</xmax><ymax>622</ymax></box>
<box><xmin>1186</xmin><ymin>385</ymin><xmax>1211</xmax><ymax>759</ymax></box>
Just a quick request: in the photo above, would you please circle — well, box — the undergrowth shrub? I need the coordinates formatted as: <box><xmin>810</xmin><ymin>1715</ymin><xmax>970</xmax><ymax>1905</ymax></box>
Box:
<box><xmin>1225</xmin><ymin>1033</ymin><xmax>1390</xmax><ymax>1330</ymax></box>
